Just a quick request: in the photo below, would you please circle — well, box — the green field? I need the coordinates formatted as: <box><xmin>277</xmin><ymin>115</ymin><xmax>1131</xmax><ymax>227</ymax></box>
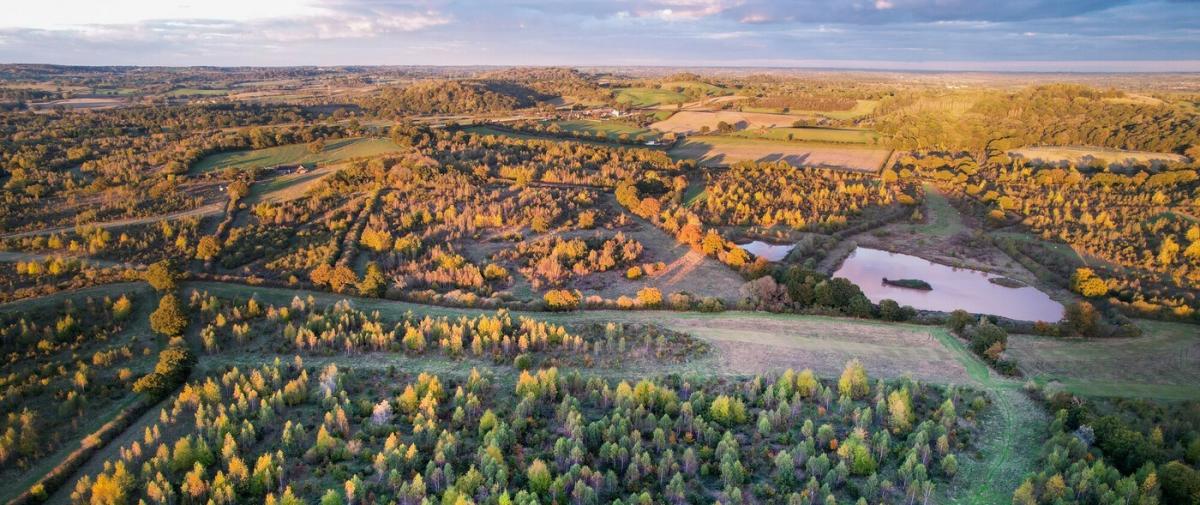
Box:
<box><xmin>614</xmin><ymin>87</ymin><xmax>689</xmax><ymax>107</ymax></box>
<box><xmin>464</xmin><ymin>125</ymin><xmax>639</xmax><ymax>148</ymax></box>
<box><xmin>726</xmin><ymin>126</ymin><xmax>880</xmax><ymax>144</ymax></box>
<box><xmin>614</xmin><ymin>81</ymin><xmax>732</xmax><ymax>107</ymax></box>
<box><xmin>550</xmin><ymin>119</ymin><xmax>660</xmax><ymax>141</ymax></box>
<box><xmin>165</xmin><ymin>87</ymin><xmax>228</xmax><ymax>97</ymax></box>
<box><xmin>742</xmin><ymin>99</ymin><xmax>879</xmax><ymax>120</ymax></box>
<box><xmin>190</xmin><ymin>137</ymin><xmax>403</xmax><ymax>174</ymax></box>
<box><xmin>1007</xmin><ymin>319</ymin><xmax>1200</xmax><ymax>400</ymax></box>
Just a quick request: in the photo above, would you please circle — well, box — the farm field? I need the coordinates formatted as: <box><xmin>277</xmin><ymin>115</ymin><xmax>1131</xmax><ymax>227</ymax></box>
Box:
<box><xmin>741</xmin><ymin>99</ymin><xmax>880</xmax><ymax>120</ymax></box>
<box><xmin>727</xmin><ymin>126</ymin><xmax>881</xmax><ymax>144</ymax></box>
<box><xmin>613</xmin><ymin>86</ymin><xmax>689</xmax><ymax>107</ymax></box>
<box><xmin>29</xmin><ymin>96</ymin><xmax>128</xmax><ymax>111</ymax></box>
<box><xmin>164</xmin><ymin>87</ymin><xmax>228</xmax><ymax>97</ymax></box>
<box><xmin>1011</xmin><ymin>146</ymin><xmax>1188</xmax><ymax>166</ymax></box>
<box><xmin>650</xmin><ymin>110</ymin><xmax>802</xmax><ymax>134</ymax></box>
<box><xmin>190</xmin><ymin>137</ymin><xmax>403</xmax><ymax>173</ymax></box>
<box><xmin>1007</xmin><ymin>319</ymin><xmax>1200</xmax><ymax>400</ymax></box>
<box><xmin>670</xmin><ymin>135</ymin><xmax>892</xmax><ymax>172</ymax></box>
<box><xmin>549</xmin><ymin>119</ymin><xmax>660</xmax><ymax>141</ymax></box>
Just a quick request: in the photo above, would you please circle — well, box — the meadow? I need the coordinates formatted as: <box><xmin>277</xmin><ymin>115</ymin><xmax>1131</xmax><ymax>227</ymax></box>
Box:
<box><xmin>1007</xmin><ymin>319</ymin><xmax>1200</xmax><ymax>400</ymax></box>
<box><xmin>741</xmin><ymin>99</ymin><xmax>880</xmax><ymax>120</ymax></box>
<box><xmin>727</xmin><ymin>126</ymin><xmax>881</xmax><ymax>145</ymax></box>
<box><xmin>670</xmin><ymin>135</ymin><xmax>892</xmax><ymax>172</ymax></box>
<box><xmin>190</xmin><ymin>137</ymin><xmax>404</xmax><ymax>174</ymax></box>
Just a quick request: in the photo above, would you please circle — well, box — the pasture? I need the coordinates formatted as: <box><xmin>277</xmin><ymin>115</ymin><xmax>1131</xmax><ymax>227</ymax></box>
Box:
<box><xmin>613</xmin><ymin>87</ymin><xmax>689</xmax><ymax>107</ymax></box>
<box><xmin>727</xmin><ymin>126</ymin><xmax>881</xmax><ymax>145</ymax></box>
<box><xmin>189</xmin><ymin>137</ymin><xmax>403</xmax><ymax>174</ymax></box>
<box><xmin>164</xmin><ymin>87</ymin><xmax>228</xmax><ymax>97</ymax></box>
<box><xmin>650</xmin><ymin>110</ymin><xmax>801</xmax><ymax>134</ymax></box>
<box><xmin>1007</xmin><ymin>319</ymin><xmax>1200</xmax><ymax>400</ymax></box>
<box><xmin>670</xmin><ymin>135</ymin><xmax>891</xmax><ymax>172</ymax></box>
<box><xmin>1010</xmin><ymin>146</ymin><xmax>1188</xmax><ymax>166</ymax></box>
<box><xmin>550</xmin><ymin>119</ymin><xmax>660</xmax><ymax>141</ymax></box>
<box><xmin>741</xmin><ymin>99</ymin><xmax>880</xmax><ymax>120</ymax></box>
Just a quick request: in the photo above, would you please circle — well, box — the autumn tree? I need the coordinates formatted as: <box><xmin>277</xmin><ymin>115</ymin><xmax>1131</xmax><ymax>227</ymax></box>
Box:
<box><xmin>144</xmin><ymin>259</ymin><xmax>180</xmax><ymax>292</ymax></box>
<box><xmin>150</xmin><ymin>293</ymin><xmax>188</xmax><ymax>337</ymax></box>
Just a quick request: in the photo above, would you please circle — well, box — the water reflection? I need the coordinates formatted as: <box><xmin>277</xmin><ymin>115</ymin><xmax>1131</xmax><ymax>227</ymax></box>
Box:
<box><xmin>737</xmin><ymin>241</ymin><xmax>796</xmax><ymax>262</ymax></box>
<box><xmin>832</xmin><ymin>247</ymin><xmax>1064</xmax><ymax>322</ymax></box>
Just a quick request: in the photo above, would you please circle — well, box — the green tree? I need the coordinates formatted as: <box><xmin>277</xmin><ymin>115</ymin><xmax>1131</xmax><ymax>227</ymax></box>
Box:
<box><xmin>838</xmin><ymin>359</ymin><xmax>870</xmax><ymax>399</ymax></box>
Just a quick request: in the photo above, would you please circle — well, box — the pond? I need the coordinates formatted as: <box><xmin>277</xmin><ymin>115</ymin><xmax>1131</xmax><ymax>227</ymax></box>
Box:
<box><xmin>832</xmin><ymin>247</ymin><xmax>1064</xmax><ymax>322</ymax></box>
<box><xmin>737</xmin><ymin>241</ymin><xmax>796</xmax><ymax>262</ymax></box>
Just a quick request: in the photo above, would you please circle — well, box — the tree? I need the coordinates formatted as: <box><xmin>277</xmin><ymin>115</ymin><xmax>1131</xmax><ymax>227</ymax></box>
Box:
<box><xmin>1161</xmin><ymin>461</ymin><xmax>1200</xmax><ymax>505</ymax></box>
<box><xmin>887</xmin><ymin>387</ymin><xmax>913</xmax><ymax>433</ymax></box>
<box><xmin>946</xmin><ymin>309</ymin><xmax>972</xmax><ymax>333</ymax></box>
<box><xmin>1070</xmin><ymin>268</ymin><xmax>1108</xmax><ymax>298</ymax></box>
<box><xmin>544</xmin><ymin>290</ymin><xmax>580</xmax><ymax>311</ymax></box>
<box><xmin>144</xmin><ymin>260</ymin><xmax>179</xmax><ymax>291</ymax></box>
<box><xmin>309</xmin><ymin>138</ymin><xmax>326</xmax><ymax>154</ymax></box>
<box><xmin>527</xmin><ymin>459</ymin><xmax>552</xmax><ymax>496</ymax></box>
<box><xmin>133</xmin><ymin>344</ymin><xmax>194</xmax><ymax>397</ymax></box>
<box><xmin>636</xmin><ymin>287</ymin><xmax>663</xmax><ymax>308</ymax></box>
<box><xmin>196</xmin><ymin>235</ymin><xmax>221</xmax><ymax>261</ymax></box>
<box><xmin>709</xmin><ymin>395</ymin><xmax>747</xmax><ymax>426</ymax></box>
<box><xmin>358</xmin><ymin>262</ymin><xmax>387</xmax><ymax>297</ymax></box>
<box><xmin>150</xmin><ymin>293</ymin><xmax>188</xmax><ymax>337</ymax></box>
<box><xmin>838</xmin><ymin>360</ymin><xmax>869</xmax><ymax>399</ymax></box>
<box><xmin>1063</xmin><ymin>301</ymin><xmax>1100</xmax><ymax>337</ymax></box>
<box><xmin>227</xmin><ymin>180</ymin><xmax>251</xmax><ymax>202</ymax></box>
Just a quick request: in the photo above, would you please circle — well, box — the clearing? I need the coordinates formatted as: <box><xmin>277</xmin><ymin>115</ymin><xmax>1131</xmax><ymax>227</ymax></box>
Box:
<box><xmin>190</xmin><ymin>137</ymin><xmax>404</xmax><ymax>174</ymax></box>
<box><xmin>670</xmin><ymin>135</ymin><xmax>891</xmax><ymax>172</ymax></box>
<box><xmin>1007</xmin><ymin>319</ymin><xmax>1200</xmax><ymax>400</ymax></box>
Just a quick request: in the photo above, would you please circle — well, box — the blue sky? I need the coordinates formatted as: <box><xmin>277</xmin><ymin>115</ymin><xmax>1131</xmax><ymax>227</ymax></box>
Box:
<box><xmin>1</xmin><ymin>0</ymin><xmax>1197</xmax><ymax>71</ymax></box>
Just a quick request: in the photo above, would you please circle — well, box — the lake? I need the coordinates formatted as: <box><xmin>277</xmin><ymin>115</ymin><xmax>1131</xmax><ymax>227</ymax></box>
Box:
<box><xmin>832</xmin><ymin>247</ymin><xmax>1064</xmax><ymax>322</ymax></box>
<box><xmin>738</xmin><ymin>241</ymin><xmax>796</xmax><ymax>261</ymax></box>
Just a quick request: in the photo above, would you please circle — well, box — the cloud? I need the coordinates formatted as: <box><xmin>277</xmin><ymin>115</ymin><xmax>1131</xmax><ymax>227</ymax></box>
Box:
<box><xmin>0</xmin><ymin>0</ymin><xmax>1195</xmax><ymax>69</ymax></box>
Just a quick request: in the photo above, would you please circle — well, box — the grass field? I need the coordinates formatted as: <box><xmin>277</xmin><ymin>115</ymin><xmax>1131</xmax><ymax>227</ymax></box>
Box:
<box><xmin>190</xmin><ymin>137</ymin><xmax>403</xmax><ymax>174</ymax></box>
<box><xmin>650</xmin><ymin>110</ymin><xmax>801</xmax><ymax>134</ymax></box>
<box><xmin>165</xmin><ymin>87</ymin><xmax>228</xmax><ymax>97</ymax></box>
<box><xmin>741</xmin><ymin>99</ymin><xmax>880</xmax><ymax>120</ymax></box>
<box><xmin>726</xmin><ymin>126</ymin><xmax>880</xmax><ymax>144</ymax></box>
<box><xmin>1007</xmin><ymin>319</ymin><xmax>1200</xmax><ymax>400</ymax></box>
<box><xmin>464</xmin><ymin>125</ymin><xmax>641</xmax><ymax>149</ymax></box>
<box><xmin>550</xmin><ymin>119</ymin><xmax>660</xmax><ymax>141</ymax></box>
<box><xmin>1010</xmin><ymin>146</ymin><xmax>1187</xmax><ymax>166</ymax></box>
<box><xmin>670</xmin><ymin>135</ymin><xmax>891</xmax><ymax>172</ymax></box>
<box><xmin>614</xmin><ymin>87</ymin><xmax>689</xmax><ymax>107</ymax></box>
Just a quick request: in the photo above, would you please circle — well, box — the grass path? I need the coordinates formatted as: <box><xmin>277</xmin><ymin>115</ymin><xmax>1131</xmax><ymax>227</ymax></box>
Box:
<box><xmin>932</xmin><ymin>328</ymin><xmax>1046</xmax><ymax>505</ymax></box>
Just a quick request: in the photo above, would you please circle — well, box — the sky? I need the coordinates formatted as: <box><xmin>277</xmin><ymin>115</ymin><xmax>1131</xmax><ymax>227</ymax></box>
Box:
<box><xmin>0</xmin><ymin>0</ymin><xmax>1198</xmax><ymax>71</ymax></box>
